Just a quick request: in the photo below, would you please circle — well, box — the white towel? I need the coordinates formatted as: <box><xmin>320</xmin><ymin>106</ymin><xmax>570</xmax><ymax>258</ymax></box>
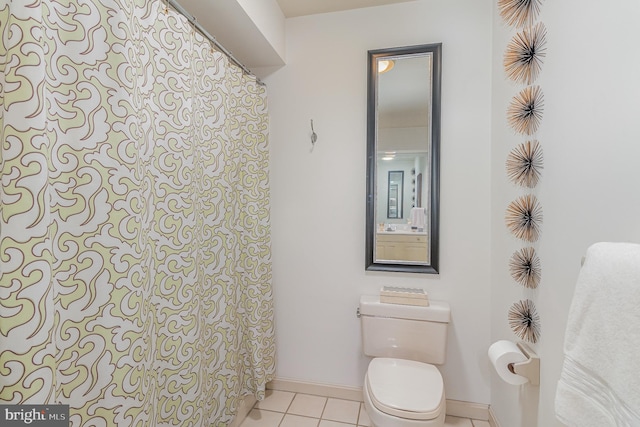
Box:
<box><xmin>410</xmin><ymin>207</ymin><xmax>426</xmax><ymax>229</ymax></box>
<box><xmin>555</xmin><ymin>242</ymin><xmax>640</xmax><ymax>427</ymax></box>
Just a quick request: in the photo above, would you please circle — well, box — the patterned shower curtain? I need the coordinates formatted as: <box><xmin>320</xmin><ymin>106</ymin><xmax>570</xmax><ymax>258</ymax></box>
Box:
<box><xmin>0</xmin><ymin>0</ymin><xmax>275</xmax><ymax>425</ymax></box>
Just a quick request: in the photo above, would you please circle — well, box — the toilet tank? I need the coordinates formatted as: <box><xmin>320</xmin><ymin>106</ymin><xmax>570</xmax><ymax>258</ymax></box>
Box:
<box><xmin>359</xmin><ymin>295</ymin><xmax>450</xmax><ymax>364</ymax></box>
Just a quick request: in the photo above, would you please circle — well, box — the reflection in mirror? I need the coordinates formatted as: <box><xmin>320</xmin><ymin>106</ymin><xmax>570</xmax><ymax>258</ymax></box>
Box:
<box><xmin>387</xmin><ymin>171</ymin><xmax>404</xmax><ymax>219</ymax></box>
<box><xmin>366</xmin><ymin>43</ymin><xmax>441</xmax><ymax>274</ymax></box>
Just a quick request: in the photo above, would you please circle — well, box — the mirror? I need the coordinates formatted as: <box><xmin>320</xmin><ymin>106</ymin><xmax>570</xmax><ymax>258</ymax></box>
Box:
<box><xmin>365</xmin><ymin>43</ymin><xmax>441</xmax><ymax>274</ymax></box>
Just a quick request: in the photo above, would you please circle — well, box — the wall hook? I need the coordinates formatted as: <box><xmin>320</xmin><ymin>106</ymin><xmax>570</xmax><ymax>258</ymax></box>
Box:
<box><xmin>310</xmin><ymin>119</ymin><xmax>318</xmax><ymax>152</ymax></box>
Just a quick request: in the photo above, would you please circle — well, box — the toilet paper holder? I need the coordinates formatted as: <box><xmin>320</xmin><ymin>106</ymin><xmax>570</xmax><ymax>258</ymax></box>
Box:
<box><xmin>508</xmin><ymin>342</ymin><xmax>540</xmax><ymax>386</ymax></box>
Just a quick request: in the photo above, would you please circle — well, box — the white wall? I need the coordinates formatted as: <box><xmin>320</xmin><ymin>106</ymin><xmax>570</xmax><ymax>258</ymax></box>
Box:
<box><xmin>266</xmin><ymin>0</ymin><xmax>493</xmax><ymax>405</ymax></box>
<box><xmin>490</xmin><ymin>1</ymin><xmax>640</xmax><ymax>426</ymax></box>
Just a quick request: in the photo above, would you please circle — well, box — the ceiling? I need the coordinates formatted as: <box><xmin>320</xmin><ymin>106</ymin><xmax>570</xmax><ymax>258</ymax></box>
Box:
<box><xmin>275</xmin><ymin>0</ymin><xmax>416</xmax><ymax>18</ymax></box>
<box><xmin>175</xmin><ymin>0</ymin><xmax>419</xmax><ymax>78</ymax></box>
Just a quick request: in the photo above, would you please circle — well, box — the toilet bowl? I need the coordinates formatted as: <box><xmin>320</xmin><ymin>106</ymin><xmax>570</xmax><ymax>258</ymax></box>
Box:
<box><xmin>363</xmin><ymin>358</ymin><xmax>445</xmax><ymax>427</ymax></box>
<box><xmin>359</xmin><ymin>296</ymin><xmax>450</xmax><ymax>427</ymax></box>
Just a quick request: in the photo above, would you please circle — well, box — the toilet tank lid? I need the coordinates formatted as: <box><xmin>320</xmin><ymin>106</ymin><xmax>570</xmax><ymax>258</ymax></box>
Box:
<box><xmin>359</xmin><ymin>295</ymin><xmax>450</xmax><ymax>323</ymax></box>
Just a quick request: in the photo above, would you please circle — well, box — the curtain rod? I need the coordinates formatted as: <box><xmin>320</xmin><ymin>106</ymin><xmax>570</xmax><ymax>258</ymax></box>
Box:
<box><xmin>165</xmin><ymin>0</ymin><xmax>265</xmax><ymax>86</ymax></box>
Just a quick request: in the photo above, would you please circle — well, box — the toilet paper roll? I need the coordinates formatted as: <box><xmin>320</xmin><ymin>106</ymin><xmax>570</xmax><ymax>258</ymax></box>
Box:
<box><xmin>488</xmin><ymin>340</ymin><xmax>529</xmax><ymax>385</ymax></box>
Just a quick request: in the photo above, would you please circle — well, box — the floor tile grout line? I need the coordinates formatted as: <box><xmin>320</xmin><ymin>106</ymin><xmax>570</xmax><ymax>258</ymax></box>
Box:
<box><xmin>277</xmin><ymin>391</ymin><xmax>294</xmax><ymax>427</ymax></box>
<box><xmin>319</xmin><ymin>394</ymin><xmax>329</xmax><ymax>421</ymax></box>
<box><xmin>285</xmin><ymin>391</ymin><xmax>295</xmax><ymax>414</ymax></box>
<box><xmin>356</xmin><ymin>401</ymin><xmax>363</xmax><ymax>426</ymax></box>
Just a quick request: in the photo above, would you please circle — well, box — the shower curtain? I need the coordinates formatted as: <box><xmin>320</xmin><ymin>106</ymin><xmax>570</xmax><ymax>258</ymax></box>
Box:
<box><xmin>0</xmin><ymin>0</ymin><xmax>275</xmax><ymax>425</ymax></box>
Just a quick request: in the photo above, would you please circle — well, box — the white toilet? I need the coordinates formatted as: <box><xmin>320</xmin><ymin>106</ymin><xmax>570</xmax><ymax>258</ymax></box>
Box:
<box><xmin>359</xmin><ymin>295</ymin><xmax>451</xmax><ymax>427</ymax></box>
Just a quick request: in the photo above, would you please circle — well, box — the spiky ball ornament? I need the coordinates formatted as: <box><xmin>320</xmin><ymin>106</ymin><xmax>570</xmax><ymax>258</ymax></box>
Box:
<box><xmin>509</xmin><ymin>299</ymin><xmax>541</xmax><ymax>343</ymax></box>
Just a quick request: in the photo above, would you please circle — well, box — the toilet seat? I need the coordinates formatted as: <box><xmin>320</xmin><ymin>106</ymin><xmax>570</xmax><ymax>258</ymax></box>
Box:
<box><xmin>366</xmin><ymin>358</ymin><xmax>444</xmax><ymax>421</ymax></box>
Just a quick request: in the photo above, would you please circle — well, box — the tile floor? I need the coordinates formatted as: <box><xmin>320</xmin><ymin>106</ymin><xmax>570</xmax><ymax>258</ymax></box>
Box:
<box><xmin>239</xmin><ymin>390</ymin><xmax>491</xmax><ymax>427</ymax></box>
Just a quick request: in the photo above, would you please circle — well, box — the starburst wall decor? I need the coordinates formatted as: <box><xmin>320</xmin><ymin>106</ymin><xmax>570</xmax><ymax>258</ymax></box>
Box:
<box><xmin>500</xmin><ymin>0</ymin><xmax>547</xmax><ymax>345</ymax></box>
<box><xmin>504</xmin><ymin>22</ymin><xmax>547</xmax><ymax>85</ymax></box>
<box><xmin>509</xmin><ymin>247</ymin><xmax>541</xmax><ymax>289</ymax></box>
<box><xmin>506</xmin><ymin>140</ymin><xmax>543</xmax><ymax>188</ymax></box>
<box><xmin>498</xmin><ymin>0</ymin><xmax>544</xmax><ymax>28</ymax></box>
<box><xmin>505</xmin><ymin>194</ymin><xmax>543</xmax><ymax>242</ymax></box>
<box><xmin>508</xmin><ymin>299</ymin><xmax>541</xmax><ymax>343</ymax></box>
<box><xmin>507</xmin><ymin>85</ymin><xmax>544</xmax><ymax>135</ymax></box>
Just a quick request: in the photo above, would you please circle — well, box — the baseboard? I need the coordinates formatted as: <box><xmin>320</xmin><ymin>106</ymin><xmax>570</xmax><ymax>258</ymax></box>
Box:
<box><xmin>229</xmin><ymin>395</ymin><xmax>257</xmax><ymax>427</ymax></box>
<box><xmin>445</xmin><ymin>399</ymin><xmax>489</xmax><ymax>421</ymax></box>
<box><xmin>268</xmin><ymin>378</ymin><xmax>490</xmax><ymax>420</ymax></box>
<box><xmin>488</xmin><ymin>406</ymin><xmax>501</xmax><ymax>427</ymax></box>
<box><xmin>267</xmin><ymin>378</ymin><xmax>363</xmax><ymax>401</ymax></box>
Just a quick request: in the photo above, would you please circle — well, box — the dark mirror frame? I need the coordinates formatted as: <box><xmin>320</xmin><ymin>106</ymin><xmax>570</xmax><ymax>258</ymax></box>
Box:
<box><xmin>365</xmin><ymin>43</ymin><xmax>441</xmax><ymax>274</ymax></box>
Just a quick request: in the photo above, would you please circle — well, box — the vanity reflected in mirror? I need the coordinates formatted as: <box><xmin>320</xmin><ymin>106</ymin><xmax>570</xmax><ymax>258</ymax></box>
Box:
<box><xmin>366</xmin><ymin>43</ymin><xmax>441</xmax><ymax>274</ymax></box>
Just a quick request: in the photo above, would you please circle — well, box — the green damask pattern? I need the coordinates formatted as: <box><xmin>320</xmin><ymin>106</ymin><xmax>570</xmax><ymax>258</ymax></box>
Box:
<box><xmin>0</xmin><ymin>1</ymin><xmax>275</xmax><ymax>425</ymax></box>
